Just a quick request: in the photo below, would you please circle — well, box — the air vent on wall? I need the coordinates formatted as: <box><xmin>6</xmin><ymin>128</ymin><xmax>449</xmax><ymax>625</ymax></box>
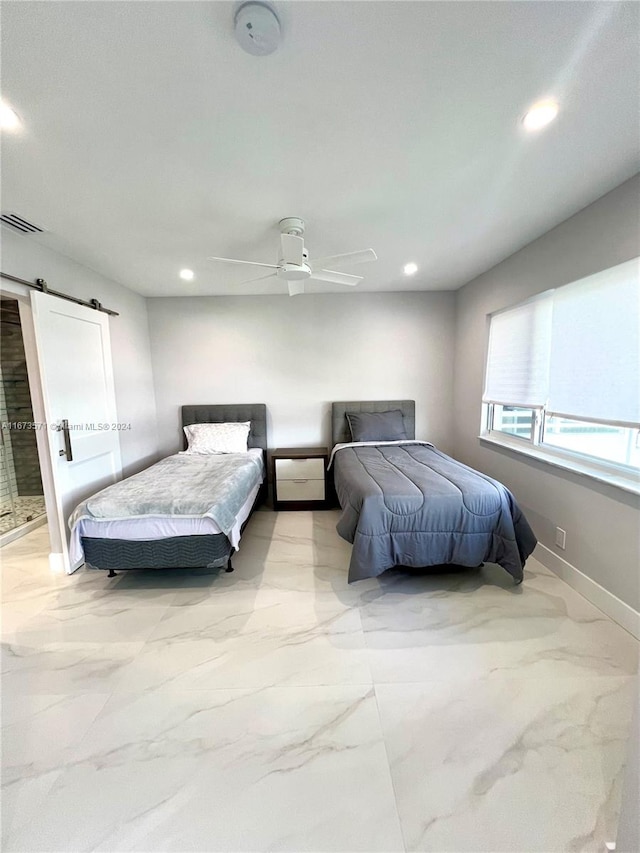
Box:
<box><xmin>0</xmin><ymin>212</ymin><xmax>46</xmax><ymax>235</ymax></box>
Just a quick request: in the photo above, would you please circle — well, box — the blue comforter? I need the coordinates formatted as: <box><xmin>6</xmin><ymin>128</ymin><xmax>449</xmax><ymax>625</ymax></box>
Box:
<box><xmin>332</xmin><ymin>442</ymin><xmax>537</xmax><ymax>583</ymax></box>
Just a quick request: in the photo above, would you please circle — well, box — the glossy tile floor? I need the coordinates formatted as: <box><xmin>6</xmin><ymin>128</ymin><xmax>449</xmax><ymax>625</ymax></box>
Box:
<box><xmin>2</xmin><ymin>511</ymin><xmax>638</xmax><ymax>852</ymax></box>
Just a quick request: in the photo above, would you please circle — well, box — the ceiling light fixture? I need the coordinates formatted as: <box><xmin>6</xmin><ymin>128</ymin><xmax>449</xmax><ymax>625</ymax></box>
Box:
<box><xmin>179</xmin><ymin>269</ymin><xmax>195</xmax><ymax>281</ymax></box>
<box><xmin>0</xmin><ymin>101</ymin><xmax>21</xmax><ymax>131</ymax></box>
<box><xmin>404</xmin><ymin>262</ymin><xmax>418</xmax><ymax>276</ymax></box>
<box><xmin>522</xmin><ymin>100</ymin><xmax>559</xmax><ymax>131</ymax></box>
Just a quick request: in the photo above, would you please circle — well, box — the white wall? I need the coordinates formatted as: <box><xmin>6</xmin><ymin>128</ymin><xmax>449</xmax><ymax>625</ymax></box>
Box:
<box><xmin>453</xmin><ymin>175</ymin><xmax>640</xmax><ymax>610</ymax></box>
<box><xmin>147</xmin><ymin>291</ymin><xmax>456</xmax><ymax>458</ymax></box>
<box><xmin>1</xmin><ymin>230</ymin><xmax>159</xmax><ymax>476</ymax></box>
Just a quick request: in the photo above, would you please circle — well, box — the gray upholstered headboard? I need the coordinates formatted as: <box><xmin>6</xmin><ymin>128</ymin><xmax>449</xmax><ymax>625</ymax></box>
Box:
<box><xmin>331</xmin><ymin>400</ymin><xmax>415</xmax><ymax>447</ymax></box>
<box><xmin>181</xmin><ymin>404</ymin><xmax>267</xmax><ymax>452</ymax></box>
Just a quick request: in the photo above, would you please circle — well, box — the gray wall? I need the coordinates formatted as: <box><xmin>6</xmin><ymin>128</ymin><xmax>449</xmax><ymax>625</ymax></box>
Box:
<box><xmin>453</xmin><ymin>175</ymin><xmax>640</xmax><ymax>610</ymax></box>
<box><xmin>147</xmin><ymin>291</ymin><xmax>456</xmax><ymax>457</ymax></box>
<box><xmin>1</xmin><ymin>230</ymin><xmax>159</xmax><ymax>477</ymax></box>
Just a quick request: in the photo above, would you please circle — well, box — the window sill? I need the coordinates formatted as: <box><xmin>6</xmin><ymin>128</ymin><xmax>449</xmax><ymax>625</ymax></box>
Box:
<box><xmin>478</xmin><ymin>434</ymin><xmax>640</xmax><ymax>497</ymax></box>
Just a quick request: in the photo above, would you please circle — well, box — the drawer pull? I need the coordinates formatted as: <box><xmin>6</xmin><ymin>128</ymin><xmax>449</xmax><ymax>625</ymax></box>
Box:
<box><xmin>293</xmin><ymin>478</ymin><xmax>308</xmax><ymax>483</ymax></box>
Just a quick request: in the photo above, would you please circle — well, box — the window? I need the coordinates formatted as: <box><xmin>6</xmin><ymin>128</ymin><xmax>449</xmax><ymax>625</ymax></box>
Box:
<box><xmin>491</xmin><ymin>405</ymin><xmax>536</xmax><ymax>440</ymax></box>
<box><xmin>543</xmin><ymin>415</ymin><xmax>640</xmax><ymax>469</ymax></box>
<box><xmin>482</xmin><ymin>258</ymin><xmax>640</xmax><ymax>479</ymax></box>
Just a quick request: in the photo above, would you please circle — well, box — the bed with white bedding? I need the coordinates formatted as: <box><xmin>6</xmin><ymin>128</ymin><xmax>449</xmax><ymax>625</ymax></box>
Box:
<box><xmin>68</xmin><ymin>404</ymin><xmax>267</xmax><ymax>575</ymax></box>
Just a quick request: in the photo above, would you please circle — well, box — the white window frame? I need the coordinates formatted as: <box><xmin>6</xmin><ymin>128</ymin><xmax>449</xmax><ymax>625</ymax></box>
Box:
<box><xmin>481</xmin><ymin>403</ymin><xmax>640</xmax><ymax>495</ymax></box>
<box><xmin>488</xmin><ymin>403</ymin><xmax>541</xmax><ymax>444</ymax></box>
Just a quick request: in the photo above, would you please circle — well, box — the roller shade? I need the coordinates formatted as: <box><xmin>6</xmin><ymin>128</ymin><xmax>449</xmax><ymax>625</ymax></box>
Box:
<box><xmin>547</xmin><ymin>258</ymin><xmax>640</xmax><ymax>427</ymax></box>
<box><xmin>483</xmin><ymin>294</ymin><xmax>552</xmax><ymax>407</ymax></box>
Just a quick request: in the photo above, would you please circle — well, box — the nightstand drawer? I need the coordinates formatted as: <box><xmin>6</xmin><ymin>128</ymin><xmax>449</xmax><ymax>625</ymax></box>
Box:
<box><xmin>275</xmin><ymin>457</ymin><xmax>325</xmax><ymax>481</ymax></box>
<box><xmin>276</xmin><ymin>479</ymin><xmax>325</xmax><ymax>503</ymax></box>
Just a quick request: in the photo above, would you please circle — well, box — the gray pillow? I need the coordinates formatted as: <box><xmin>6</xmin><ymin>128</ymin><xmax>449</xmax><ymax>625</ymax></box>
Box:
<box><xmin>346</xmin><ymin>410</ymin><xmax>407</xmax><ymax>442</ymax></box>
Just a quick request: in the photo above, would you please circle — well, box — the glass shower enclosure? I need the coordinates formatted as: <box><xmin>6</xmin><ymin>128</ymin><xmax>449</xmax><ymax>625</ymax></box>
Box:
<box><xmin>0</xmin><ymin>296</ymin><xmax>46</xmax><ymax>538</ymax></box>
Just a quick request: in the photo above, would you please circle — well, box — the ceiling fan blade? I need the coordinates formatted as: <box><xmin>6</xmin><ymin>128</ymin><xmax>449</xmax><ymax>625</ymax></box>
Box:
<box><xmin>280</xmin><ymin>234</ymin><xmax>305</xmax><ymax>266</ymax></box>
<box><xmin>239</xmin><ymin>273</ymin><xmax>278</xmax><ymax>285</ymax></box>
<box><xmin>207</xmin><ymin>256</ymin><xmax>279</xmax><ymax>269</ymax></box>
<box><xmin>309</xmin><ymin>249</ymin><xmax>377</xmax><ymax>272</ymax></box>
<box><xmin>288</xmin><ymin>281</ymin><xmax>306</xmax><ymax>297</ymax></box>
<box><xmin>310</xmin><ymin>270</ymin><xmax>363</xmax><ymax>286</ymax></box>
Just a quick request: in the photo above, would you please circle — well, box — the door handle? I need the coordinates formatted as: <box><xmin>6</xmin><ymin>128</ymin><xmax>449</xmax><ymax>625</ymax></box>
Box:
<box><xmin>58</xmin><ymin>418</ymin><xmax>73</xmax><ymax>462</ymax></box>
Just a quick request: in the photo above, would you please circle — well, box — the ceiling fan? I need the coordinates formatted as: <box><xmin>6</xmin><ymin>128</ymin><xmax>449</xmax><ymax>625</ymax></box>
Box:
<box><xmin>207</xmin><ymin>217</ymin><xmax>377</xmax><ymax>296</ymax></box>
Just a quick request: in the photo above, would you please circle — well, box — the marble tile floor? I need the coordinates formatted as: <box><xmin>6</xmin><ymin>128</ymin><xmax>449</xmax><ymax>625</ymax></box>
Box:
<box><xmin>1</xmin><ymin>511</ymin><xmax>637</xmax><ymax>852</ymax></box>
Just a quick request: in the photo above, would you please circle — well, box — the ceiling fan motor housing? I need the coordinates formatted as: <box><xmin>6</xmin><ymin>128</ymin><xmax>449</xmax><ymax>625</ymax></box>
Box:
<box><xmin>279</xmin><ymin>217</ymin><xmax>305</xmax><ymax>236</ymax></box>
<box><xmin>278</xmin><ymin>263</ymin><xmax>311</xmax><ymax>281</ymax></box>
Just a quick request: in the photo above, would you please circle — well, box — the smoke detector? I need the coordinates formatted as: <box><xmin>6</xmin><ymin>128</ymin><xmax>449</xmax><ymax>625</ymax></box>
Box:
<box><xmin>234</xmin><ymin>2</ymin><xmax>281</xmax><ymax>56</ymax></box>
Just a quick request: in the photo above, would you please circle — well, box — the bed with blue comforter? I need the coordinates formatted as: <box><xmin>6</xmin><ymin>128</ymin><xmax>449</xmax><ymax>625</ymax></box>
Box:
<box><xmin>330</xmin><ymin>401</ymin><xmax>536</xmax><ymax>584</ymax></box>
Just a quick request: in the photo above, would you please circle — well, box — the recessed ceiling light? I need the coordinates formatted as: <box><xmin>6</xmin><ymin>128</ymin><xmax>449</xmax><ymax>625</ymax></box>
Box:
<box><xmin>403</xmin><ymin>262</ymin><xmax>418</xmax><ymax>276</ymax></box>
<box><xmin>522</xmin><ymin>100</ymin><xmax>559</xmax><ymax>131</ymax></box>
<box><xmin>0</xmin><ymin>101</ymin><xmax>21</xmax><ymax>131</ymax></box>
<box><xmin>179</xmin><ymin>268</ymin><xmax>194</xmax><ymax>281</ymax></box>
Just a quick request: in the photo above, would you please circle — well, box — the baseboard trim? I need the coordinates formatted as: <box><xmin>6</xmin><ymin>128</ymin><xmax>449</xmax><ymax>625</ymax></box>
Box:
<box><xmin>48</xmin><ymin>552</ymin><xmax>68</xmax><ymax>573</ymax></box>
<box><xmin>534</xmin><ymin>543</ymin><xmax>640</xmax><ymax>640</ymax></box>
<box><xmin>0</xmin><ymin>513</ymin><xmax>46</xmax><ymax>547</ymax></box>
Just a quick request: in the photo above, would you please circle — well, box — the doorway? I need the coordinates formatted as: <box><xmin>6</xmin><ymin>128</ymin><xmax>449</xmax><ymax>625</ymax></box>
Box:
<box><xmin>0</xmin><ymin>295</ymin><xmax>46</xmax><ymax>543</ymax></box>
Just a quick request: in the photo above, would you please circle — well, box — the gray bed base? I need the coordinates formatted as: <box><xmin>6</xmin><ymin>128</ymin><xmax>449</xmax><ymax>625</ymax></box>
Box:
<box><xmin>82</xmin><ymin>404</ymin><xmax>267</xmax><ymax>576</ymax></box>
<box><xmin>82</xmin><ymin>533</ymin><xmax>236</xmax><ymax>574</ymax></box>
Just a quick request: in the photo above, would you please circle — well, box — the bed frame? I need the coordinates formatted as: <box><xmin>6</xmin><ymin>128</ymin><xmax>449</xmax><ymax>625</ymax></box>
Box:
<box><xmin>81</xmin><ymin>403</ymin><xmax>267</xmax><ymax>576</ymax></box>
<box><xmin>331</xmin><ymin>400</ymin><xmax>415</xmax><ymax>446</ymax></box>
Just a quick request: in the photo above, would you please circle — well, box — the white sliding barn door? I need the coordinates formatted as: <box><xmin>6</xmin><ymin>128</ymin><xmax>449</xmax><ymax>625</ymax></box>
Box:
<box><xmin>31</xmin><ymin>292</ymin><xmax>122</xmax><ymax>572</ymax></box>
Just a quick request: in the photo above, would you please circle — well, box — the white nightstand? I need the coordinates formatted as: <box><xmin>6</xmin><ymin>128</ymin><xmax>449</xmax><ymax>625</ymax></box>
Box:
<box><xmin>271</xmin><ymin>447</ymin><xmax>329</xmax><ymax>510</ymax></box>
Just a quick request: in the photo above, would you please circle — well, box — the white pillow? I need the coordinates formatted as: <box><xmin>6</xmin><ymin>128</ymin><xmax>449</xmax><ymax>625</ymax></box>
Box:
<box><xmin>183</xmin><ymin>421</ymin><xmax>251</xmax><ymax>454</ymax></box>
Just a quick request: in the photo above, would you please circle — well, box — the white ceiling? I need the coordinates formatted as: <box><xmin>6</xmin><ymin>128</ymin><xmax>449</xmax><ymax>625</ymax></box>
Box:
<box><xmin>1</xmin><ymin>1</ymin><xmax>638</xmax><ymax>297</ymax></box>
